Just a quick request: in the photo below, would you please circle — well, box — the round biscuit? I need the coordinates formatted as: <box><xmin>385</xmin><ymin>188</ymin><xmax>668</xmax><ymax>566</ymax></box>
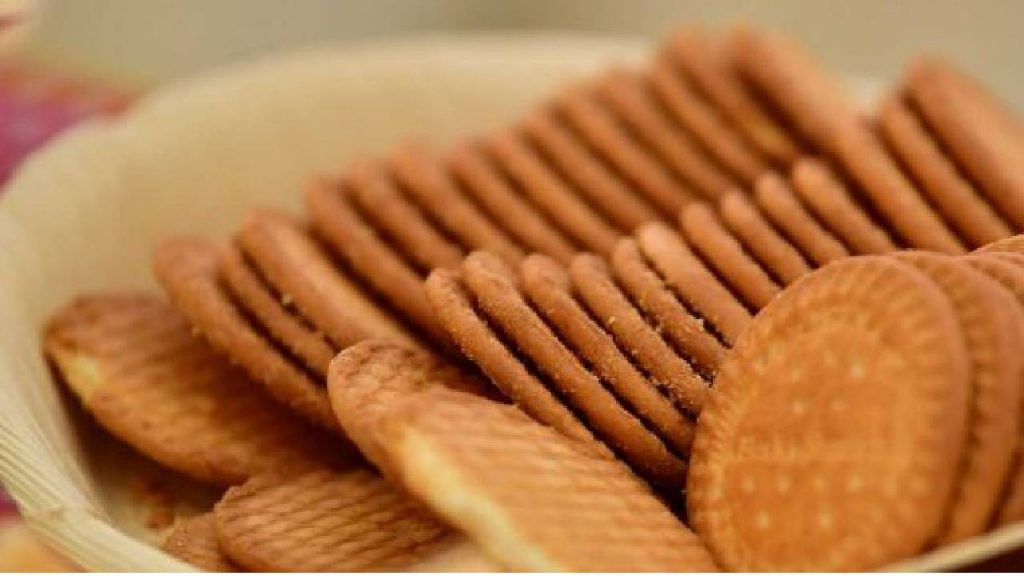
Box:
<box><xmin>753</xmin><ymin>172</ymin><xmax>850</xmax><ymax>266</ymax></box>
<box><xmin>718</xmin><ymin>190</ymin><xmax>811</xmax><ymax>284</ymax></box>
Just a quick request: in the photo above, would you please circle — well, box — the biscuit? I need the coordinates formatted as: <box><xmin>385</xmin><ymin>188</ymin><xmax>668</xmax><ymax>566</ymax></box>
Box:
<box><xmin>790</xmin><ymin>159</ymin><xmax>898</xmax><ymax>254</ymax></box>
<box><xmin>609</xmin><ymin>238</ymin><xmax>727</xmax><ymax>377</ymax></box>
<box><xmin>678</xmin><ymin>202</ymin><xmax>781</xmax><ymax>310</ymax></box>
<box><xmin>154</xmin><ymin>237</ymin><xmax>338</xmax><ymax>431</ymax></box>
<box><xmin>347</xmin><ymin>158</ymin><xmax>465</xmax><ymax>271</ymax></box>
<box><xmin>962</xmin><ymin>253</ymin><xmax>1024</xmax><ymax>526</ymax></box>
<box><xmin>635</xmin><ymin>222</ymin><xmax>752</xmax><ymax>343</ymax></box>
<box><xmin>215</xmin><ymin>469</ymin><xmax>459</xmax><ymax>572</ymax></box>
<box><xmin>895</xmin><ymin>252</ymin><xmax>1022</xmax><ymax>543</ymax></box>
<box><xmin>423</xmin><ymin>266</ymin><xmax>597</xmax><ymax>444</ymax></box>
<box><xmin>555</xmin><ymin>83</ymin><xmax>697</xmax><ymax>217</ymax></box>
<box><xmin>664</xmin><ymin>26</ymin><xmax>802</xmax><ymax>166</ymax></box>
<box><xmin>975</xmin><ymin>234</ymin><xmax>1024</xmax><ymax>255</ymax></box>
<box><xmin>45</xmin><ymin>293</ymin><xmax>352</xmax><ymax>485</ymax></box>
<box><xmin>445</xmin><ymin>141</ymin><xmax>576</xmax><ymax>262</ymax></box>
<box><xmin>519</xmin><ymin>254</ymin><xmax>695</xmax><ymax>455</ymax></box>
<box><xmin>596</xmin><ymin>68</ymin><xmax>738</xmax><ymax>200</ymax></box>
<box><xmin>718</xmin><ymin>190</ymin><xmax>811</xmax><ymax>284</ymax></box>
<box><xmin>520</xmin><ymin>107</ymin><xmax>659</xmax><ymax>230</ymax></box>
<box><xmin>380</xmin><ymin>387</ymin><xmax>719</xmax><ymax>572</ymax></box>
<box><xmin>389</xmin><ymin>144</ymin><xmax>525</xmax><ymax>265</ymax></box>
<box><xmin>459</xmin><ymin>251</ymin><xmax>686</xmax><ymax>487</ymax></box>
<box><xmin>729</xmin><ymin>25</ymin><xmax>964</xmax><ymax>253</ymax></box>
<box><xmin>567</xmin><ymin>253</ymin><xmax>710</xmax><ymax>415</ymax></box>
<box><xmin>648</xmin><ymin>53</ymin><xmax>768</xmax><ymax>183</ymax></box>
<box><xmin>237</xmin><ymin>207</ymin><xmax>419</xmax><ymax>350</ymax></box>
<box><xmin>305</xmin><ymin>177</ymin><xmax>448</xmax><ymax>343</ymax></box>
<box><xmin>905</xmin><ymin>57</ymin><xmax>1024</xmax><ymax>230</ymax></box>
<box><xmin>877</xmin><ymin>94</ymin><xmax>1011</xmax><ymax>248</ymax></box>
<box><xmin>753</xmin><ymin>172</ymin><xmax>850</xmax><ymax>266</ymax></box>
<box><xmin>162</xmin><ymin>514</ymin><xmax>237</xmax><ymax>572</ymax></box>
<box><xmin>218</xmin><ymin>242</ymin><xmax>334</xmax><ymax>377</ymax></box>
<box><xmin>688</xmin><ymin>256</ymin><xmax>971</xmax><ymax>570</ymax></box>
<box><xmin>484</xmin><ymin>129</ymin><xmax>619</xmax><ymax>253</ymax></box>
<box><xmin>328</xmin><ymin>339</ymin><xmax>490</xmax><ymax>475</ymax></box>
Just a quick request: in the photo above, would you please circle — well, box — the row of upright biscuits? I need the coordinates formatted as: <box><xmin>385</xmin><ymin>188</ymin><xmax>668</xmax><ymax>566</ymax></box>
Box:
<box><xmin>42</xmin><ymin>22</ymin><xmax>1024</xmax><ymax>571</ymax></box>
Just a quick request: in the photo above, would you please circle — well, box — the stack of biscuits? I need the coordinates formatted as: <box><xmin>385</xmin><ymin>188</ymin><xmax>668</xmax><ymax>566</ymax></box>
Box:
<box><xmin>40</xmin><ymin>22</ymin><xmax>1024</xmax><ymax>572</ymax></box>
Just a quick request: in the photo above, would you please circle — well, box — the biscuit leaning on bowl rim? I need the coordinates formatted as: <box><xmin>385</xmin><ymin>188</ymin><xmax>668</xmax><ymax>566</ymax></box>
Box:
<box><xmin>688</xmin><ymin>255</ymin><xmax>971</xmax><ymax>570</ymax></box>
<box><xmin>153</xmin><ymin>236</ymin><xmax>338</xmax><ymax>431</ymax></box>
<box><xmin>44</xmin><ymin>292</ymin><xmax>355</xmax><ymax>485</ymax></box>
<box><xmin>377</xmin><ymin>387</ymin><xmax>720</xmax><ymax>572</ymax></box>
<box><xmin>893</xmin><ymin>251</ymin><xmax>1023</xmax><ymax>544</ymax></box>
<box><xmin>214</xmin><ymin>469</ymin><xmax>471</xmax><ymax>572</ymax></box>
<box><xmin>161</xmin><ymin>513</ymin><xmax>237</xmax><ymax>572</ymax></box>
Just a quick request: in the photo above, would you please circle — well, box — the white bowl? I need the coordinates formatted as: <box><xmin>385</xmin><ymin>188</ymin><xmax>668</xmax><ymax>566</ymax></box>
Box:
<box><xmin>0</xmin><ymin>32</ymin><xmax>1019</xmax><ymax>572</ymax></box>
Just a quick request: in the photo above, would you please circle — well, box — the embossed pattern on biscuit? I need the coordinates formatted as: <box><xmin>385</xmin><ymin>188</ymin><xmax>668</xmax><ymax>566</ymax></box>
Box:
<box><xmin>154</xmin><ymin>238</ymin><xmax>340</xmax><ymax>432</ymax></box>
<box><xmin>162</xmin><ymin>513</ymin><xmax>237</xmax><ymax>572</ymax></box>
<box><xmin>688</xmin><ymin>256</ymin><xmax>972</xmax><ymax>570</ymax></box>
<box><xmin>895</xmin><ymin>252</ymin><xmax>1023</xmax><ymax>544</ymax></box>
<box><xmin>45</xmin><ymin>293</ymin><xmax>353</xmax><ymax>485</ymax></box>
<box><xmin>380</xmin><ymin>387</ymin><xmax>719</xmax><ymax>572</ymax></box>
<box><xmin>215</xmin><ymin>469</ymin><xmax>460</xmax><ymax>572</ymax></box>
<box><xmin>328</xmin><ymin>340</ymin><xmax>490</xmax><ymax>476</ymax></box>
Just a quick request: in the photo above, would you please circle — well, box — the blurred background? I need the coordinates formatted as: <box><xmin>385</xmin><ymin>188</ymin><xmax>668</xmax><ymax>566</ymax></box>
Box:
<box><xmin>0</xmin><ymin>0</ymin><xmax>1021</xmax><ymax>569</ymax></box>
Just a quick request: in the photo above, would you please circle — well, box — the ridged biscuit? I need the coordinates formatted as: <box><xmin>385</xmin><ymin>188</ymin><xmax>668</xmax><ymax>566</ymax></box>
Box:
<box><xmin>162</xmin><ymin>514</ymin><xmax>237</xmax><ymax>572</ymax></box>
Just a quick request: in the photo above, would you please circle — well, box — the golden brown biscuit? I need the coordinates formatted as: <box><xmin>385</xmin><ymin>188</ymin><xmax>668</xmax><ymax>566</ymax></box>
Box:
<box><xmin>556</xmin><ymin>83</ymin><xmax>697</xmax><ymax>218</ymax></box>
<box><xmin>390</xmin><ymin>144</ymin><xmax>526</xmax><ymax>265</ymax></box>
<box><xmin>45</xmin><ymin>293</ymin><xmax>352</xmax><ymax>484</ymax></box>
<box><xmin>218</xmin><ymin>242</ymin><xmax>335</xmax><ymax>377</ymax></box>
<box><xmin>459</xmin><ymin>251</ymin><xmax>686</xmax><ymax>487</ymax></box>
<box><xmin>609</xmin><ymin>238</ymin><xmax>727</xmax><ymax>377</ymax></box>
<box><xmin>519</xmin><ymin>254</ymin><xmax>695</xmax><ymax>455</ymax></box>
<box><xmin>305</xmin><ymin>178</ymin><xmax>447</xmax><ymax>343</ymax></box>
<box><xmin>664</xmin><ymin>26</ymin><xmax>802</xmax><ymax>166</ymax></box>
<box><xmin>424</xmin><ymin>267</ymin><xmax>597</xmax><ymax>444</ymax></box>
<box><xmin>162</xmin><ymin>514</ymin><xmax>237</xmax><ymax>572</ymax></box>
<box><xmin>895</xmin><ymin>252</ymin><xmax>1023</xmax><ymax>543</ymax></box>
<box><xmin>154</xmin><ymin>237</ymin><xmax>338</xmax><ymax>431</ymax></box>
<box><xmin>790</xmin><ymin>159</ymin><xmax>898</xmax><ymax>254</ymax></box>
<box><xmin>678</xmin><ymin>202</ymin><xmax>782</xmax><ymax>310</ymax></box>
<box><xmin>484</xmin><ymin>129</ymin><xmax>619</xmax><ymax>253</ymax></box>
<box><xmin>596</xmin><ymin>68</ymin><xmax>738</xmax><ymax>200</ymax></box>
<box><xmin>975</xmin><ymin>233</ymin><xmax>1024</xmax><ymax>255</ymax></box>
<box><xmin>718</xmin><ymin>190</ymin><xmax>811</xmax><ymax>284</ymax></box>
<box><xmin>962</xmin><ymin>253</ymin><xmax>1024</xmax><ymax>526</ymax></box>
<box><xmin>905</xmin><ymin>57</ymin><xmax>1024</xmax><ymax>230</ymax></box>
<box><xmin>648</xmin><ymin>54</ymin><xmax>768</xmax><ymax>184</ymax></box>
<box><xmin>729</xmin><ymin>25</ymin><xmax>963</xmax><ymax>253</ymax></box>
<box><xmin>215</xmin><ymin>469</ymin><xmax>459</xmax><ymax>572</ymax></box>
<box><xmin>689</xmin><ymin>256</ymin><xmax>971</xmax><ymax>570</ymax></box>
<box><xmin>237</xmin><ymin>207</ymin><xmax>418</xmax><ymax>350</ymax></box>
<box><xmin>328</xmin><ymin>339</ymin><xmax>489</xmax><ymax>475</ymax></box>
<box><xmin>520</xmin><ymin>108</ymin><xmax>659</xmax><ymax>230</ymax></box>
<box><xmin>347</xmin><ymin>158</ymin><xmax>464</xmax><ymax>271</ymax></box>
<box><xmin>753</xmin><ymin>172</ymin><xmax>850</xmax><ymax>266</ymax></box>
<box><xmin>635</xmin><ymin>222</ymin><xmax>752</xmax><ymax>343</ymax></box>
<box><xmin>445</xmin><ymin>141</ymin><xmax>576</xmax><ymax>262</ymax></box>
<box><xmin>568</xmin><ymin>253</ymin><xmax>710</xmax><ymax>415</ymax></box>
<box><xmin>380</xmin><ymin>388</ymin><xmax>719</xmax><ymax>572</ymax></box>
<box><xmin>877</xmin><ymin>94</ymin><xmax>1011</xmax><ymax>248</ymax></box>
